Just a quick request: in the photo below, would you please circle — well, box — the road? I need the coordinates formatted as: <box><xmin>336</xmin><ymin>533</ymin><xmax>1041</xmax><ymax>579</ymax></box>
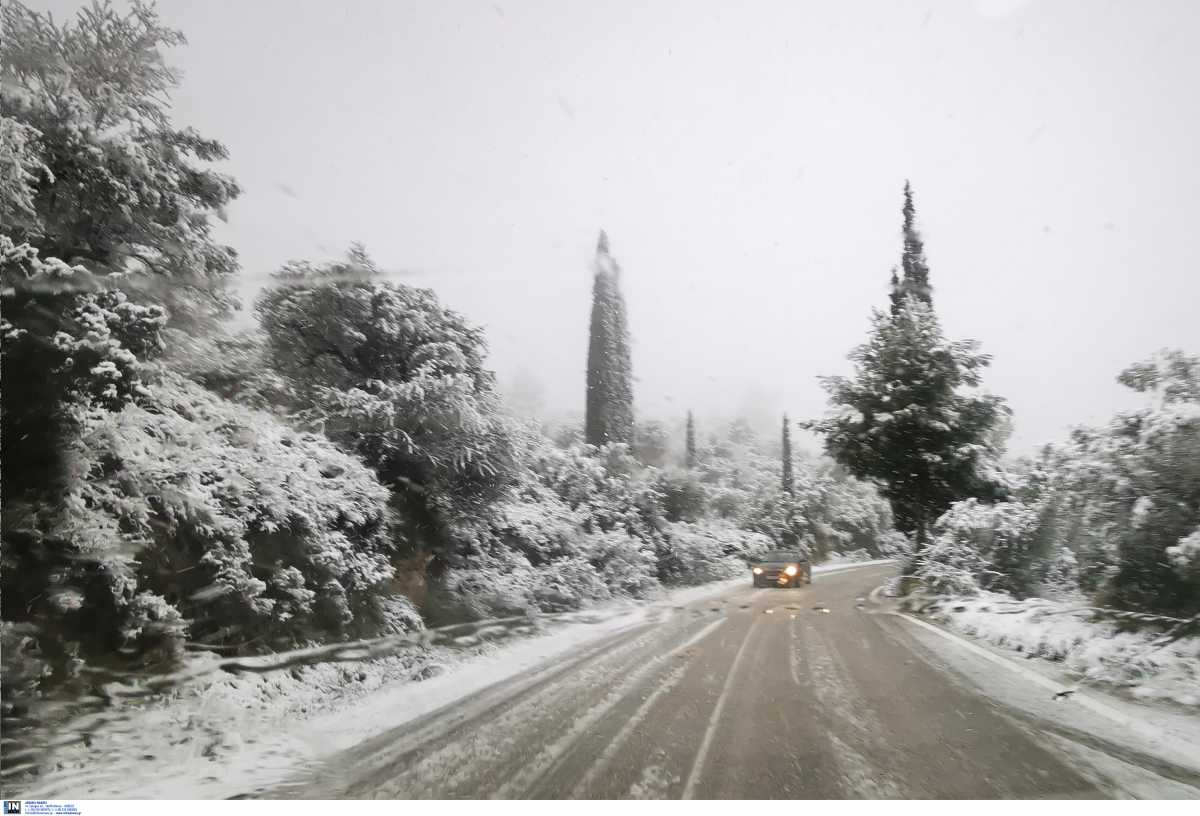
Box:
<box><xmin>277</xmin><ymin>563</ymin><xmax>1200</xmax><ymax>799</ymax></box>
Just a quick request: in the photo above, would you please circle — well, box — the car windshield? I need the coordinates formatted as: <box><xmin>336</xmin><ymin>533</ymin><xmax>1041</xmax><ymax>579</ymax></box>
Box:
<box><xmin>4</xmin><ymin>0</ymin><xmax>1196</xmax><ymax>803</ymax></box>
<box><xmin>760</xmin><ymin>550</ymin><xmax>805</xmax><ymax>562</ymax></box>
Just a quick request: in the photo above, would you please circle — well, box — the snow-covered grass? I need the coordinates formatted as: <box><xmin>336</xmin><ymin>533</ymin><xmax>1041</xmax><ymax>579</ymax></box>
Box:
<box><xmin>910</xmin><ymin>591</ymin><xmax>1200</xmax><ymax>707</ymax></box>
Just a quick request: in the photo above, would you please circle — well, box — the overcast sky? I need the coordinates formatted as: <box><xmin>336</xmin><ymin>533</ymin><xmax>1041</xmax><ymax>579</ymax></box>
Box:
<box><xmin>38</xmin><ymin>0</ymin><xmax>1200</xmax><ymax>452</ymax></box>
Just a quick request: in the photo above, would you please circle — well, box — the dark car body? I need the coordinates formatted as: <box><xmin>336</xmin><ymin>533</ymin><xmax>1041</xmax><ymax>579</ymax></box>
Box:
<box><xmin>751</xmin><ymin>549</ymin><xmax>812</xmax><ymax>588</ymax></box>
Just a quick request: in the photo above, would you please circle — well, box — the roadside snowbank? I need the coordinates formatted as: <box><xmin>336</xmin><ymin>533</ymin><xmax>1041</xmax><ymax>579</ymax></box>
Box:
<box><xmin>913</xmin><ymin>591</ymin><xmax>1200</xmax><ymax>707</ymax></box>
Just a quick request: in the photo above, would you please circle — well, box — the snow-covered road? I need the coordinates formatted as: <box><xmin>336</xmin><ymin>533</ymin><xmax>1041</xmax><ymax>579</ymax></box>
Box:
<box><xmin>266</xmin><ymin>562</ymin><xmax>1200</xmax><ymax>798</ymax></box>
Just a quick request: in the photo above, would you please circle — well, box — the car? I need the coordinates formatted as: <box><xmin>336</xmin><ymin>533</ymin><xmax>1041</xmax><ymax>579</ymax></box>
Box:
<box><xmin>751</xmin><ymin>549</ymin><xmax>812</xmax><ymax>588</ymax></box>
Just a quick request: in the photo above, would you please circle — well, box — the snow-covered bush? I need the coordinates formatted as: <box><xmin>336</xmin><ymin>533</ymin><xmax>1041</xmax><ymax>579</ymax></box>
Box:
<box><xmin>256</xmin><ymin>253</ymin><xmax>521</xmax><ymax>527</ymax></box>
<box><xmin>2</xmin><ymin>371</ymin><xmax>411</xmax><ymax>671</ymax></box>
<box><xmin>927</xmin><ymin>499</ymin><xmax>1040</xmax><ymax>595</ymax></box>
<box><xmin>912</xmin><ymin>534</ymin><xmax>990</xmax><ymax>596</ymax></box>
<box><xmin>1010</xmin><ymin>351</ymin><xmax>1200</xmax><ymax>614</ymax></box>
<box><xmin>656</xmin><ymin>522</ymin><xmax>772</xmax><ymax>586</ymax></box>
<box><xmin>0</xmin><ymin>0</ymin><xmax>240</xmax><ymax>326</ymax></box>
<box><xmin>530</xmin><ymin>442</ymin><xmax>665</xmax><ymax>542</ymax></box>
<box><xmin>590</xmin><ymin>530</ymin><xmax>660</xmax><ymax>599</ymax></box>
<box><xmin>1168</xmin><ymin>527</ymin><xmax>1200</xmax><ymax>585</ymax></box>
<box><xmin>655</xmin><ymin>467</ymin><xmax>707</xmax><ymax>522</ymax></box>
<box><xmin>876</xmin><ymin>530</ymin><xmax>914</xmax><ymax>558</ymax></box>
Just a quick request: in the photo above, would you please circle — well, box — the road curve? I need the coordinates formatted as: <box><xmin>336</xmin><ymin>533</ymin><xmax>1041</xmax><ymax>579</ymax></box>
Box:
<box><xmin>275</xmin><ymin>563</ymin><xmax>1199</xmax><ymax>799</ymax></box>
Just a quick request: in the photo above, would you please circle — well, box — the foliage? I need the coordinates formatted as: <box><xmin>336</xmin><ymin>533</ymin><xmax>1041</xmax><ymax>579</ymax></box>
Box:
<box><xmin>530</xmin><ymin>442</ymin><xmax>665</xmax><ymax>542</ymax></box>
<box><xmin>915</xmin><ymin>499</ymin><xmax>1042</xmax><ymax>596</ymax></box>
<box><xmin>1037</xmin><ymin>351</ymin><xmax>1200</xmax><ymax>614</ymax></box>
<box><xmin>809</xmin><ymin>298</ymin><xmax>1009</xmax><ymax>544</ymax></box>
<box><xmin>0</xmin><ymin>0</ymin><xmax>240</xmax><ymax>325</ymax></box>
<box><xmin>655</xmin><ymin>522</ymin><xmax>772</xmax><ymax>586</ymax></box>
<box><xmin>584</xmin><ymin>231</ymin><xmax>633</xmax><ymax>446</ymax></box>
<box><xmin>685</xmin><ymin>410</ymin><xmax>697</xmax><ymax>469</ymax></box>
<box><xmin>634</xmin><ymin>420</ymin><xmax>670</xmax><ymax>468</ymax></box>
<box><xmin>914</xmin><ymin>350</ymin><xmax>1199</xmax><ymax>616</ymax></box>
<box><xmin>1</xmin><ymin>370</ymin><xmax>412</xmax><ymax>676</ymax></box>
<box><xmin>654</xmin><ymin>467</ymin><xmax>707</xmax><ymax>523</ymax></box>
<box><xmin>889</xmin><ymin>181</ymin><xmax>932</xmax><ymax>313</ymax></box>
<box><xmin>256</xmin><ymin>250</ymin><xmax>520</xmax><ymax>532</ymax></box>
<box><xmin>781</xmin><ymin>415</ymin><xmax>794</xmax><ymax>495</ymax></box>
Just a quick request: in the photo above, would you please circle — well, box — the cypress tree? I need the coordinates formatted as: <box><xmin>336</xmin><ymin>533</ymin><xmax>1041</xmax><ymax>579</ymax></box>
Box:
<box><xmin>584</xmin><ymin>230</ymin><xmax>634</xmax><ymax>447</ymax></box>
<box><xmin>888</xmin><ymin>267</ymin><xmax>903</xmax><ymax>316</ymax></box>
<box><xmin>889</xmin><ymin>181</ymin><xmax>933</xmax><ymax>312</ymax></box>
<box><xmin>685</xmin><ymin>410</ymin><xmax>697</xmax><ymax>468</ymax></box>
<box><xmin>781</xmin><ymin>414</ymin><xmax>794</xmax><ymax>495</ymax></box>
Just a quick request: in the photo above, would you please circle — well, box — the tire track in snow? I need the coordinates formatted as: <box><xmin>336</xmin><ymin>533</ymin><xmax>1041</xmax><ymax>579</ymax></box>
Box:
<box><xmin>681</xmin><ymin>615</ymin><xmax>763</xmax><ymax>799</ymax></box>
<box><xmin>341</xmin><ymin>620</ymin><xmax>670</xmax><ymax>797</ymax></box>
<box><xmin>506</xmin><ymin>616</ymin><xmax>727</xmax><ymax>798</ymax></box>
<box><xmin>378</xmin><ymin>611</ymin><xmax>724</xmax><ymax>797</ymax></box>
<box><xmin>801</xmin><ymin>622</ymin><xmax>905</xmax><ymax>797</ymax></box>
<box><xmin>563</xmin><ymin>617</ymin><xmax>727</xmax><ymax>798</ymax></box>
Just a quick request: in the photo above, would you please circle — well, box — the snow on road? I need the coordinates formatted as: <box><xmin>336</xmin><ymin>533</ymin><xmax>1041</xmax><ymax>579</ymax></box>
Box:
<box><xmin>17</xmin><ymin>560</ymin><xmax>891</xmax><ymax>800</ymax></box>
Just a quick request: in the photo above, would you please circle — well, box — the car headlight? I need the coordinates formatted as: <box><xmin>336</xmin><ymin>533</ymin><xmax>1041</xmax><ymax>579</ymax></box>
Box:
<box><xmin>785</xmin><ymin>564</ymin><xmax>798</xmax><ymax>576</ymax></box>
<box><xmin>752</xmin><ymin>567</ymin><xmax>763</xmax><ymax>575</ymax></box>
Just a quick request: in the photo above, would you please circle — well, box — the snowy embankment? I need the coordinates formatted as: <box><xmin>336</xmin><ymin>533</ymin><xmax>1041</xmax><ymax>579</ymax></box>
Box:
<box><xmin>908</xmin><ymin>590</ymin><xmax>1200</xmax><ymax>707</ymax></box>
<box><xmin>16</xmin><ymin>560</ymin><xmax>893</xmax><ymax>799</ymax></box>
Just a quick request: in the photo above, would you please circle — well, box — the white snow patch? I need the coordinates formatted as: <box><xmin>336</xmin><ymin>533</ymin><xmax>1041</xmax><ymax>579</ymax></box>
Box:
<box><xmin>919</xmin><ymin>592</ymin><xmax>1200</xmax><ymax>707</ymax></box>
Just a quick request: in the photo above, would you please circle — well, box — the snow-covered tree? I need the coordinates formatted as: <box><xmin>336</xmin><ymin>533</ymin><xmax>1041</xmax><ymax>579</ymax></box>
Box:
<box><xmin>809</xmin><ymin>298</ymin><xmax>1009</xmax><ymax>545</ymax></box>
<box><xmin>255</xmin><ymin>249</ymin><xmax>520</xmax><ymax>536</ymax></box>
<box><xmin>1057</xmin><ymin>351</ymin><xmax>1200</xmax><ymax>614</ymax></box>
<box><xmin>0</xmin><ymin>0</ymin><xmax>240</xmax><ymax>326</ymax></box>
<box><xmin>685</xmin><ymin>410</ymin><xmax>697</xmax><ymax>469</ymax></box>
<box><xmin>889</xmin><ymin>181</ymin><xmax>932</xmax><ymax>314</ymax></box>
<box><xmin>634</xmin><ymin>420</ymin><xmax>670</xmax><ymax>468</ymax></box>
<box><xmin>584</xmin><ymin>231</ymin><xmax>633</xmax><ymax>447</ymax></box>
<box><xmin>781</xmin><ymin>414</ymin><xmax>795</xmax><ymax>495</ymax></box>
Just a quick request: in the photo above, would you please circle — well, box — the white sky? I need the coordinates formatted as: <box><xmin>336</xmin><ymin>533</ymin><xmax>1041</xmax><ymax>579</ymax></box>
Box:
<box><xmin>37</xmin><ymin>0</ymin><xmax>1200</xmax><ymax>452</ymax></box>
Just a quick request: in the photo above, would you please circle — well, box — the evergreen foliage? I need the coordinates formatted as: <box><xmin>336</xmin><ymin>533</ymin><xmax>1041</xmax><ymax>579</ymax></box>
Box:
<box><xmin>889</xmin><ymin>181</ymin><xmax>932</xmax><ymax>313</ymax></box>
<box><xmin>0</xmin><ymin>0</ymin><xmax>240</xmax><ymax>326</ymax></box>
<box><xmin>584</xmin><ymin>231</ymin><xmax>634</xmax><ymax>447</ymax></box>
<box><xmin>810</xmin><ymin>299</ymin><xmax>1009</xmax><ymax>545</ymax></box>
<box><xmin>685</xmin><ymin>410</ymin><xmax>697</xmax><ymax>469</ymax></box>
<box><xmin>781</xmin><ymin>414</ymin><xmax>795</xmax><ymax>495</ymax></box>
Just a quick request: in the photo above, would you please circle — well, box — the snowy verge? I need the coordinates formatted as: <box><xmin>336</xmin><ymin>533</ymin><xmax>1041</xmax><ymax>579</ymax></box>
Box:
<box><xmin>905</xmin><ymin>590</ymin><xmax>1200</xmax><ymax>707</ymax></box>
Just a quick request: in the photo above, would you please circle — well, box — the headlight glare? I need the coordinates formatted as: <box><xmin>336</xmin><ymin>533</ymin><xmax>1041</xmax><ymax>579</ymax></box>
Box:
<box><xmin>785</xmin><ymin>564</ymin><xmax>798</xmax><ymax>576</ymax></box>
<box><xmin>752</xmin><ymin>567</ymin><xmax>763</xmax><ymax>575</ymax></box>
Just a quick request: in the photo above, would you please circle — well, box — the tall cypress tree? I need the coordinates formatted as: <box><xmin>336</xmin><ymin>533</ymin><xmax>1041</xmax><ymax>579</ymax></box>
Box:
<box><xmin>781</xmin><ymin>414</ymin><xmax>794</xmax><ymax>495</ymax></box>
<box><xmin>889</xmin><ymin>181</ymin><xmax>933</xmax><ymax>314</ymax></box>
<box><xmin>685</xmin><ymin>410</ymin><xmax>697</xmax><ymax>469</ymax></box>
<box><xmin>584</xmin><ymin>230</ymin><xmax>634</xmax><ymax>447</ymax></box>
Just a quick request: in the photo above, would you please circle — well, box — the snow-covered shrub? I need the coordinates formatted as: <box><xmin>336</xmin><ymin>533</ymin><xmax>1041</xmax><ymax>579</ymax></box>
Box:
<box><xmin>1032</xmin><ymin>546</ymin><xmax>1081</xmax><ymax>600</ymax></box>
<box><xmin>530</xmin><ymin>441</ymin><xmax>665</xmax><ymax>542</ymax></box>
<box><xmin>928</xmin><ymin>499</ymin><xmax>1040</xmax><ymax>595</ymax></box>
<box><xmin>256</xmin><ymin>254</ymin><xmax>521</xmax><ymax>527</ymax></box>
<box><xmin>912</xmin><ymin>534</ymin><xmax>989</xmax><ymax>596</ymax></box>
<box><xmin>876</xmin><ymin>530</ymin><xmax>914</xmax><ymax>558</ymax></box>
<box><xmin>2</xmin><ymin>371</ymin><xmax>408</xmax><ymax>670</ymax></box>
<box><xmin>1013</xmin><ymin>351</ymin><xmax>1200</xmax><ymax>615</ymax></box>
<box><xmin>590</xmin><ymin>530</ymin><xmax>660</xmax><ymax>600</ymax></box>
<box><xmin>707</xmin><ymin>485</ymin><xmax>749</xmax><ymax>519</ymax></box>
<box><xmin>655</xmin><ymin>467</ymin><xmax>707</xmax><ymax>522</ymax></box>
<box><xmin>1167</xmin><ymin>527</ymin><xmax>1200</xmax><ymax>585</ymax></box>
<box><xmin>655</xmin><ymin>522</ymin><xmax>772</xmax><ymax>586</ymax></box>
